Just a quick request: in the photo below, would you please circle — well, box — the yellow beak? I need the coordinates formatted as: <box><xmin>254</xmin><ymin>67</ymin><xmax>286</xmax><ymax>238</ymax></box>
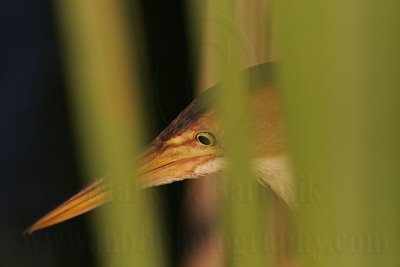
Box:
<box><xmin>25</xmin><ymin>142</ymin><xmax>219</xmax><ymax>234</ymax></box>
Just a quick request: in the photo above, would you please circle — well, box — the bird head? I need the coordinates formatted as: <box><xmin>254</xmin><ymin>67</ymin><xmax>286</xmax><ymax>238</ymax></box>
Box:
<box><xmin>25</xmin><ymin>62</ymin><xmax>291</xmax><ymax>234</ymax></box>
<box><xmin>24</xmin><ymin>87</ymin><xmax>228</xmax><ymax>234</ymax></box>
<box><xmin>137</xmin><ymin>88</ymin><xmax>226</xmax><ymax>188</ymax></box>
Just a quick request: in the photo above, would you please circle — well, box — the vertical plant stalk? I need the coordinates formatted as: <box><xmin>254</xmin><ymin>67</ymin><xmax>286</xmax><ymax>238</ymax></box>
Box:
<box><xmin>189</xmin><ymin>1</ymin><xmax>269</xmax><ymax>266</ymax></box>
<box><xmin>55</xmin><ymin>0</ymin><xmax>162</xmax><ymax>266</ymax></box>
<box><xmin>277</xmin><ymin>0</ymin><xmax>400</xmax><ymax>266</ymax></box>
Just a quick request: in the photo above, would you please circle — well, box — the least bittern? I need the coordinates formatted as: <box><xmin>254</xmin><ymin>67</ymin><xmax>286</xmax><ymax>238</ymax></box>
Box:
<box><xmin>25</xmin><ymin>62</ymin><xmax>293</xmax><ymax>234</ymax></box>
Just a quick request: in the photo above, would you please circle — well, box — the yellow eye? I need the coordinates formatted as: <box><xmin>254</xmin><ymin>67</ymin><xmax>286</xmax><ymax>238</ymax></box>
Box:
<box><xmin>196</xmin><ymin>132</ymin><xmax>217</xmax><ymax>146</ymax></box>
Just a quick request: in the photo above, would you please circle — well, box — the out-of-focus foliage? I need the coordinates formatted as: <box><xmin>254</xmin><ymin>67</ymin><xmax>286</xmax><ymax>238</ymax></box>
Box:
<box><xmin>278</xmin><ymin>0</ymin><xmax>400</xmax><ymax>266</ymax></box>
<box><xmin>56</xmin><ymin>0</ymin><xmax>161</xmax><ymax>266</ymax></box>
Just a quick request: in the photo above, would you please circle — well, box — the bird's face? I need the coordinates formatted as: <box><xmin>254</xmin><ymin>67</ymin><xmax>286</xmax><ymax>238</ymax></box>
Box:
<box><xmin>25</xmin><ymin>63</ymin><xmax>290</xmax><ymax>233</ymax></box>
<box><xmin>138</xmin><ymin>110</ymin><xmax>226</xmax><ymax>188</ymax></box>
<box><xmin>25</xmin><ymin>90</ymin><xmax>226</xmax><ymax>234</ymax></box>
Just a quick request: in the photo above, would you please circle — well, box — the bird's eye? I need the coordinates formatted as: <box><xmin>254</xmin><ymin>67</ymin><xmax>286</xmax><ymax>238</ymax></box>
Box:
<box><xmin>196</xmin><ymin>132</ymin><xmax>217</xmax><ymax>146</ymax></box>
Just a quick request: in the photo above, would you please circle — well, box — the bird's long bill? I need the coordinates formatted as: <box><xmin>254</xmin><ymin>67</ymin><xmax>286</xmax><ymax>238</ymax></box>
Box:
<box><xmin>24</xmin><ymin>178</ymin><xmax>108</xmax><ymax>234</ymax></box>
<box><xmin>25</xmin><ymin>143</ymin><xmax>217</xmax><ymax>234</ymax></box>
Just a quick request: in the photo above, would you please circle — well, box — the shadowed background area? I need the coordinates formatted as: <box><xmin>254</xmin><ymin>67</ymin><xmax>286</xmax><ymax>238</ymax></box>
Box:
<box><xmin>0</xmin><ymin>0</ymin><xmax>195</xmax><ymax>266</ymax></box>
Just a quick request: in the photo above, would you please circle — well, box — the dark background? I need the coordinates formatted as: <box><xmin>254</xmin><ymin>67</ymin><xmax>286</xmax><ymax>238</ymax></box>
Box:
<box><xmin>0</xmin><ymin>0</ymin><xmax>196</xmax><ymax>266</ymax></box>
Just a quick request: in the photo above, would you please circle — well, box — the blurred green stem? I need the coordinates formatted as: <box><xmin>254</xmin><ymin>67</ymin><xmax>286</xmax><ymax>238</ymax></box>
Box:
<box><xmin>56</xmin><ymin>0</ymin><xmax>161</xmax><ymax>266</ymax></box>
<box><xmin>278</xmin><ymin>0</ymin><xmax>400</xmax><ymax>266</ymax></box>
